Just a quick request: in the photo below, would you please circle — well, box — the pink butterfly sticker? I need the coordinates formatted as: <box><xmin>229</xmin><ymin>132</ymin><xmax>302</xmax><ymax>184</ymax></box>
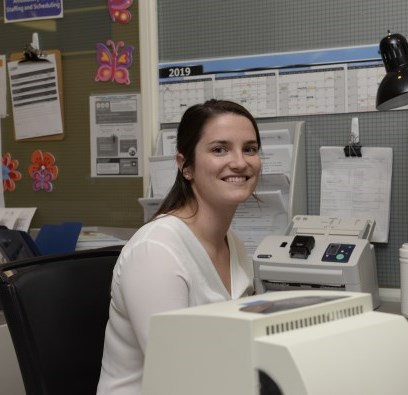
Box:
<box><xmin>95</xmin><ymin>40</ymin><xmax>134</xmax><ymax>85</ymax></box>
<box><xmin>108</xmin><ymin>0</ymin><xmax>133</xmax><ymax>24</ymax></box>
<box><xmin>32</xmin><ymin>170</ymin><xmax>53</xmax><ymax>192</ymax></box>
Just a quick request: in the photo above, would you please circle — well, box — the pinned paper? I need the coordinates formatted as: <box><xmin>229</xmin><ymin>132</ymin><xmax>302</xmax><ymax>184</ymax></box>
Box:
<box><xmin>2</xmin><ymin>152</ymin><xmax>22</xmax><ymax>192</ymax></box>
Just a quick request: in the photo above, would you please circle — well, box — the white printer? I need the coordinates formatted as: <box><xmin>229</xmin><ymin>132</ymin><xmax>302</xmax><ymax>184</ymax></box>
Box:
<box><xmin>253</xmin><ymin>215</ymin><xmax>380</xmax><ymax>308</ymax></box>
<box><xmin>143</xmin><ymin>290</ymin><xmax>408</xmax><ymax>395</ymax></box>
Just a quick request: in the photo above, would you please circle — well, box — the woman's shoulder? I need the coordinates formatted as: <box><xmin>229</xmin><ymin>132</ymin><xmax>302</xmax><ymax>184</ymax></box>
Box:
<box><xmin>127</xmin><ymin>215</ymin><xmax>192</xmax><ymax>246</ymax></box>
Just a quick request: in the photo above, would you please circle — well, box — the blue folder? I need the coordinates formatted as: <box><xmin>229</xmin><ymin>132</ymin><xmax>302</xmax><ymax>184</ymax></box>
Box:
<box><xmin>35</xmin><ymin>222</ymin><xmax>82</xmax><ymax>255</ymax></box>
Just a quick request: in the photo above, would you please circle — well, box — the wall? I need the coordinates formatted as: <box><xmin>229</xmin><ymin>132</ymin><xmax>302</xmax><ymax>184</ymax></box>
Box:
<box><xmin>157</xmin><ymin>0</ymin><xmax>408</xmax><ymax>288</ymax></box>
<box><xmin>0</xmin><ymin>1</ymin><xmax>144</xmax><ymax>229</ymax></box>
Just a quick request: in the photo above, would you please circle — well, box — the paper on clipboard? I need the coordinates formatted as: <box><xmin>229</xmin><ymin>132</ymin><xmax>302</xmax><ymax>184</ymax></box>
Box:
<box><xmin>7</xmin><ymin>53</ymin><xmax>63</xmax><ymax>140</ymax></box>
<box><xmin>320</xmin><ymin>146</ymin><xmax>393</xmax><ymax>243</ymax></box>
<box><xmin>0</xmin><ymin>55</ymin><xmax>6</xmax><ymax>117</ymax></box>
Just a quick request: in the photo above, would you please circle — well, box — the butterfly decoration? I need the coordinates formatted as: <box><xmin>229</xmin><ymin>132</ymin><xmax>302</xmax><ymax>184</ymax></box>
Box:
<box><xmin>108</xmin><ymin>0</ymin><xmax>133</xmax><ymax>24</ymax></box>
<box><xmin>95</xmin><ymin>40</ymin><xmax>134</xmax><ymax>85</ymax></box>
<box><xmin>28</xmin><ymin>150</ymin><xmax>58</xmax><ymax>192</ymax></box>
<box><xmin>32</xmin><ymin>170</ymin><xmax>53</xmax><ymax>192</ymax></box>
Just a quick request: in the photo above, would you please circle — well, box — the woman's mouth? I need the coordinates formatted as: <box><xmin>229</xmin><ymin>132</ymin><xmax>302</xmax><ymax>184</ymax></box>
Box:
<box><xmin>223</xmin><ymin>176</ymin><xmax>248</xmax><ymax>183</ymax></box>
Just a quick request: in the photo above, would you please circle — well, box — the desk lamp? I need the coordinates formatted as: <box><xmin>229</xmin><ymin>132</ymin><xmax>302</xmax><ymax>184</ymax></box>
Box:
<box><xmin>377</xmin><ymin>31</ymin><xmax>408</xmax><ymax>110</ymax></box>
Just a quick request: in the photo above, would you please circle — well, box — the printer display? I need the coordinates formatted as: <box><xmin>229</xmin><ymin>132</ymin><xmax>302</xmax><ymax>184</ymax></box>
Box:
<box><xmin>253</xmin><ymin>215</ymin><xmax>380</xmax><ymax>308</ymax></box>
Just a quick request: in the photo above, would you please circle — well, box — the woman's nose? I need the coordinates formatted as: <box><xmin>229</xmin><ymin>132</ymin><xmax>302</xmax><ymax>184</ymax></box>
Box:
<box><xmin>229</xmin><ymin>151</ymin><xmax>248</xmax><ymax>169</ymax></box>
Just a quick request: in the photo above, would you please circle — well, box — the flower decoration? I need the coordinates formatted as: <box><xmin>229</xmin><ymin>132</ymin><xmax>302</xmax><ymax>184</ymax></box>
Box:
<box><xmin>2</xmin><ymin>152</ymin><xmax>22</xmax><ymax>192</ymax></box>
<box><xmin>28</xmin><ymin>150</ymin><xmax>58</xmax><ymax>192</ymax></box>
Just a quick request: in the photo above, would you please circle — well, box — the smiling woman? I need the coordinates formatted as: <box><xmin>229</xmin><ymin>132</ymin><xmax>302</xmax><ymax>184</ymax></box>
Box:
<box><xmin>179</xmin><ymin>112</ymin><xmax>261</xmax><ymax>214</ymax></box>
<box><xmin>97</xmin><ymin>100</ymin><xmax>262</xmax><ymax>395</ymax></box>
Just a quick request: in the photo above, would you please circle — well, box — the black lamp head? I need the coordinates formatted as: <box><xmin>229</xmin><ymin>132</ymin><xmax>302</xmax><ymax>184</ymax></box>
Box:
<box><xmin>376</xmin><ymin>31</ymin><xmax>408</xmax><ymax>110</ymax></box>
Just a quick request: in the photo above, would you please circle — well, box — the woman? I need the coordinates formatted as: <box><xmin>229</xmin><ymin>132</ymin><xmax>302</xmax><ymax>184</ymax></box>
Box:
<box><xmin>97</xmin><ymin>99</ymin><xmax>262</xmax><ymax>394</ymax></box>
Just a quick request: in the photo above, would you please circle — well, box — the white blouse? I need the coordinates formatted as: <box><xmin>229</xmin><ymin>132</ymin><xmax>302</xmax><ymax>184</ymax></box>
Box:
<box><xmin>97</xmin><ymin>215</ymin><xmax>254</xmax><ymax>395</ymax></box>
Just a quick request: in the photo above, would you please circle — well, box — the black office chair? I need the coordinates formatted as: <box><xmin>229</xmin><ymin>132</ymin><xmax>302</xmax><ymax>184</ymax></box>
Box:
<box><xmin>0</xmin><ymin>245</ymin><xmax>123</xmax><ymax>395</ymax></box>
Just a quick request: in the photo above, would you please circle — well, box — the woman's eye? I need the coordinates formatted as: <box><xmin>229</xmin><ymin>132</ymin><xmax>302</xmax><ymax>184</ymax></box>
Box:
<box><xmin>212</xmin><ymin>146</ymin><xmax>227</xmax><ymax>154</ymax></box>
<box><xmin>244</xmin><ymin>146</ymin><xmax>259</xmax><ymax>155</ymax></box>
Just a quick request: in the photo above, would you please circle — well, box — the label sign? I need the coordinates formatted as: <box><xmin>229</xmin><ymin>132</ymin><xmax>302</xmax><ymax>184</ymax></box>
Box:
<box><xmin>159</xmin><ymin>65</ymin><xmax>203</xmax><ymax>79</ymax></box>
<box><xmin>5</xmin><ymin>0</ymin><xmax>64</xmax><ymax>23</ymax></box>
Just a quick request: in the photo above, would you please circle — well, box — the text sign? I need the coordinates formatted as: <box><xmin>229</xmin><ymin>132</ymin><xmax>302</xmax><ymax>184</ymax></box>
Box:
<box><xmin>4</xmin><ymin>0</ymin><xmax>64</xmax><ymax>23</ymax></box>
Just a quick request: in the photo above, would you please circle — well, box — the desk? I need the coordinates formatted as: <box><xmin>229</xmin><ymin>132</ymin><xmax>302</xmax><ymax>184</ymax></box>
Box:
<box><xmin>0</xmin><ymin>292</ymin><xmax>404</xmax><ymax>394</ymax></box>
<box><xmin>377</xmin><ymin>301</ymin><xmax>402</xmax><ymax>315</ymax></box>
<box><xmin>0</xmin><ymin>294</ymin><xmax>403</xmax><ymax>327</ymax></box>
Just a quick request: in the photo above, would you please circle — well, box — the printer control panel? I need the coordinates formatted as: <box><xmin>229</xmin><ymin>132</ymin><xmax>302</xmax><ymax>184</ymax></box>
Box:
<box><xmin>322</xmin><ymin>243</ymin><xmax>355</xmax><ymax>263</ymax></box>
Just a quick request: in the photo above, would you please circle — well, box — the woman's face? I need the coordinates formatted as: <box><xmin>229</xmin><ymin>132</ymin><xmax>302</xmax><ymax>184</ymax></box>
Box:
<box><xmin>182</xmin><ymin>113</ymin><xmax>261</xmax><ymax>210</ymax></box>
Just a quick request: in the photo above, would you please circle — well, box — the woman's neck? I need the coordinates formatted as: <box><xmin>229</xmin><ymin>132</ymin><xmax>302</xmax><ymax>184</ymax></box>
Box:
<box><xmin>173</xmin><ymin>202</ymin><xmax>235</xmax><ymax>295</ymax></box>
<box><xmin>175</xmin><ymin>202</ymin><xmax>235</xmax><ymax>248</ymax></box>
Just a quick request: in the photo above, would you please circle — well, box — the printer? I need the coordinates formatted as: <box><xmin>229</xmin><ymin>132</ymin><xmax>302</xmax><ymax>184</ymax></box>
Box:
<box><xmin>142</xmin><ymin>290</ymin><xmax>408</xmax><ymax>395</ymax></box>
<box><xmin>253</xmin><ymin>215</ymin><xmax>380</xmax><ymax>308</ymax></box>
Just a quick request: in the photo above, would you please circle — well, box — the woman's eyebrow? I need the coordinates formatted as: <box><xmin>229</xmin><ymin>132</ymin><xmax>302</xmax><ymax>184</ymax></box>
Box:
<box><xmin>208</xmin><ymin>139</ymin><xmax>258</xmax><ymax>145</ymax></box>
<box><xmin>207</xmin><ymin>139</ymin><xmax>229</xmax><ymax>145</ymax></box>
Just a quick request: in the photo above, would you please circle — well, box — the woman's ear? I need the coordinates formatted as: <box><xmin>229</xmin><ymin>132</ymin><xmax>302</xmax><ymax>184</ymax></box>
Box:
<box><xmin>176</xmin><ymin>153</ymin><xmax>192</xmax><ymax>180</ymax></box>
<box><xmin>176</xmin><ymin>152</ymin><xmax>185</xmax><ymax>173</ymax></box>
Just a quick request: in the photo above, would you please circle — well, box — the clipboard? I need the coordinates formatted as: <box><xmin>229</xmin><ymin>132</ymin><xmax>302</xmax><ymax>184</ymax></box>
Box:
<box><xmin>8</xmin><ymin>49</ymin><xmax>64</xmax><ymax>141</ymax></box>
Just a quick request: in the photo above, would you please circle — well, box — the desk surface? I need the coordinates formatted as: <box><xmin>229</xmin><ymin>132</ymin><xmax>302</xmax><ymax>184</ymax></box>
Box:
<box><xmin>377</xmin><ymin>301</ymin><xmax>402</xmax><ymax>315</ymax></box>
<box><xmin>0</xmin><ymin>300</ymin><xmax>404</xmax><ymax>326</ymax></box>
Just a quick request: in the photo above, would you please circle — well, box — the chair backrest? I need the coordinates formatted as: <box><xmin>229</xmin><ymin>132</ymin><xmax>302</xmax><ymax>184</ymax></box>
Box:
<box><xmin>0</xmin><ymin>246</ymin><xmax>122</xmax><ymax>395</ymax></box>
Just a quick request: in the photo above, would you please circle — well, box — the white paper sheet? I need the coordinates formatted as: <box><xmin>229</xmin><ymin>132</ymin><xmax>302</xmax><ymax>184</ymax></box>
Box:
<box><xmin>161</xmin><ymin>129</ymin><xmax>177</xmax><ymax>155</ymax></box>
<box><xmin>259</xmin><ymin>128</ymin><xmax>291</xmax><ymax>145</ymax></box>
<box><xmin>0</xmin><ymin>207</ymin><xmax>37</xmax><ymax>231</ymax></box>
<box><xmin>320</xmin><ymin>146</ymin><xmax>393</xmax><ymax>243</ymax></box>
<box><xmin>231</xmin><ymin>191</ymin><xmax>289</xmax><ymax>256</ymax></box>
<box><xmin>7</xmin><ymin>54</ymin><xmax>63</xmax><ymax>140</ymax></box>
<box><xmin>0</xmin><ymin>55</ymin><xmax>6</xmax><ymax>117</ymax></box>
<box><xmin>260</xmin><ymin>144</ymin><xmax>293</xmax><ymax>175</ymax></box>
<box><xmin>256</xmin><ymin>173</ymin><xmax>290</xmax><ymax>195</ymax></box>
<box><xmin>90</xmin><ymin>93</ymin><xmax>142</xmax><ymax>177</ymax></box>
<box><xmin>148</xmin><ymin>155</ymin><xmax>177</xmax><ymax>198</ymax></box>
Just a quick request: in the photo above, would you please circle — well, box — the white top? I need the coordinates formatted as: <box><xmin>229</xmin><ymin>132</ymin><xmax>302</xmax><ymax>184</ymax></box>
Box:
<box><xmin>97</xmin><ymin>215</ymin><xmax>254</xmax><ymax>395</ymax></box>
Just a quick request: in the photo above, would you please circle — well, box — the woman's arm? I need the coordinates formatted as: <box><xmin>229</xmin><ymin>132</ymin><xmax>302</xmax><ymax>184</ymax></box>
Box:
<box><xmin>119</xmin><ymin>240</ymin><xmax>189</xmax><ymax>353</ymax></box>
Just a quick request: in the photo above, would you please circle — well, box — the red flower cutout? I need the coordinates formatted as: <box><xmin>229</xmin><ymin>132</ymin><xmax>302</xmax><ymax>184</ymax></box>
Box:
<box><xmin>2</xmin><ymin>152</ymin><xmax>22</xmax><ymax>192</ymax></box>
<box><xmin>28</xmin><ymin>150</ymin><xmax>58</xmax><ymax>180</ymax></box>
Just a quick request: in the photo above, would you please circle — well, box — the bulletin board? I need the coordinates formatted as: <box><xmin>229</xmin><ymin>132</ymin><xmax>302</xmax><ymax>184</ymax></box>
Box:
<box><xmin>157</xmin><ymin>0</ymin><xmax>408</xmax><ymax>289</ymax></box>
<box><xmin>0</xmin><ymin>1</ymin><xmax>143</xmax><ymax>229</ymax></box>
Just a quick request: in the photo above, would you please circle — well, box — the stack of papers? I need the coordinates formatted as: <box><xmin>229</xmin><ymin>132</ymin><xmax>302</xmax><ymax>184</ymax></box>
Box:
<box><xmin>76</xmin><ymin>231</ymin><xmax>127</xmax><ymax>250</ymax></box>
<box><xmin>0</xmin><ymin>207</ymin><xmax>37</xmax><ymax>232</ymax></box>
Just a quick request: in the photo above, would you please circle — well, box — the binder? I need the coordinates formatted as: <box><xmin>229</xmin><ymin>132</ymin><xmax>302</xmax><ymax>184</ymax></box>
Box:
<box><xmin>35</xmin><ymin>222</ymin><xmax>82</xmax><ymax>255</ymax></box>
